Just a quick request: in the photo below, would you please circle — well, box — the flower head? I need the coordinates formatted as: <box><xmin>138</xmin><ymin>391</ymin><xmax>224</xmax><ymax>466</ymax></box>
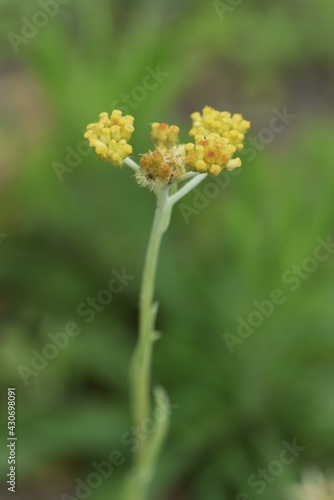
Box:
<box><xmin>84</xmin><ymin>105</ymin><xmax>250</xmax><ymax>187</ymax></box>
<box><xmin>84</xmin><ymin>110</ymin><xmax>134</xmax><ymax>166</ymax></box>
<box><xmin>139</xmin><ymin>146</ymin><xmax>186</xmax><ymax>189</ymax></box>
<box><xmin>185</xmin><ymin>132</ymin><xmax>240</xmax><ymax>176</ymax></box>
<box><xmin>190</xmin><ymin>105</ymin><xmax>250</xmax><ymax>152</ymax></box>
<box><xmin>138</xmin><ymin>122</ymin><xmax>186</xmax><ymax>189</ymax></box>
<box><xmin>181</xmin><ymin>105</ymin><xmax>250</xmax><ymax>176</ymax></box>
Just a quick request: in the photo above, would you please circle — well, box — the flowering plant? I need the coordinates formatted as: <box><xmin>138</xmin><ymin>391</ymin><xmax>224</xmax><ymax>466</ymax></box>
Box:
<box><xmin>84</xmin><ymin>106</ymin><xmax>250</xmax><ymax>499</ymax></box>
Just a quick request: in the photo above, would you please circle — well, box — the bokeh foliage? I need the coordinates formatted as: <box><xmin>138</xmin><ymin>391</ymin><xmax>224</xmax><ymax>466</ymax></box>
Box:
<box><xmin>1</xmin><ymin>0</ymin><xmax>334</xmax><ymax>498</ymax></box>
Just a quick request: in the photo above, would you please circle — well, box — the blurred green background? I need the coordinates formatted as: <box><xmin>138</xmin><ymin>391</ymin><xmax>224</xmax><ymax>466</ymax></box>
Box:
<box><xmin>1</xmin><ymin>0</ymin><xmax>334</xmax><ymax>498</ymax></box>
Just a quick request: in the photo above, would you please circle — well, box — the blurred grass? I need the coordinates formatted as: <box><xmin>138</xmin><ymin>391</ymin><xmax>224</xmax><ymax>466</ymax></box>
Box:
<box><xmin>1</xmin><ymin>0</ymin><xmax>334</xmax><ymax>498</ymax></box>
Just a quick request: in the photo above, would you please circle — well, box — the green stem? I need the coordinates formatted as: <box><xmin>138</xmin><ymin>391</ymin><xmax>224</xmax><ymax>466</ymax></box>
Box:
<box><xmin>133</xmin><ymin>186</ymin><xmax>171</xmax><ymax>430</ymax></box>
<box><xmin>123</xmin><ymin>175</ymin><xmax>207</xmax><ymax>500</ymax></box>
<box><xmin>168</xmin><ymin>173</ymin><xmax>207</xmax><ymax>206</ymax></box>
<box><xmin>124</xmin><ymin>187</ymin><xmax>172</xmax><ymax>500</ymax></box>
<box><xmin>124</xmin><ymin>157</ymin><xmax>140</xmax><ymax>172</ymax></box>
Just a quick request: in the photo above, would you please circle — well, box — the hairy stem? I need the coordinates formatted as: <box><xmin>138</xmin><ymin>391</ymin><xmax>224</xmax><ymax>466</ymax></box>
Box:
<box><xmin>124</xmin><ymin>175</ymin><xmax>207</xmax><ymax>500</ymax></box>
<box><xmin>133</xmin><ymin>186</ymin><xmax>171</xmax><ymax>430</ymax></box>
<box><xmin>124</xmin><ymin>187</ymin><xmax>172</xmax><ymax>500</ymax></box>
<box><xmin>168</xmin><ymin>173</ymin><xmax>207</xmax><ymax>206</ymax></box>
<box><xmin>124</xmin><ymin>157</ymin><xmax>141</xmax><ymax>172</ymax></box>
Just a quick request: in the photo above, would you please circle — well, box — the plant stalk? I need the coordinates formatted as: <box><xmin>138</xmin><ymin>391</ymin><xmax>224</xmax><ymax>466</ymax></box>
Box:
<box><xmin>133</xmin><ymin>186</ymin><xmax>171</xmax><ymax>431</ymax></box>
<box><xmin>124</xmin><ymin>186</ymin><xmax>172</xmax><ymax>500</ymax></box>
<box><xmin>124</xmin><ymin>175</ymin><xmax>206</xmax><ymax>499</ymax></box>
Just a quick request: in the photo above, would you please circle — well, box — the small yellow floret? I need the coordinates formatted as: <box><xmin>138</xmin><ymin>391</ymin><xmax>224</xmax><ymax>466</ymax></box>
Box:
<box><xmin>84</xmin><ymin>110</ymin><xmax>134</xmax><ymax>166</ymax></box>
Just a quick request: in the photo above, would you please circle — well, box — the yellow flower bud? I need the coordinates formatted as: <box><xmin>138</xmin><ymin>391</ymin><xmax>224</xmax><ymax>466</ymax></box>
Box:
<box><xmin>151</xmin><ymin>123</ymin><xmax>180</xmax><ymax>150</ymax></box>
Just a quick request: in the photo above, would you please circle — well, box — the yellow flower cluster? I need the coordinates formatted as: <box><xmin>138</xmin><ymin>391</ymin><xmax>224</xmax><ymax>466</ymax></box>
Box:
<box><xmin>185</xmin><ymin>133</ymin><xmax>240</xmax><ymax>176</ymax></box>
<box><xmin>151</xmin><ymin>122</ymin><xmax>180</xmax><ymax>149</ymax></box>
<box><xmin>84</xmin><ymin>106</ymin><xmax>250</xmax><ymax>184</ymax></box>
<box><xmin>84</xmin><ymin>110</ymin><xmax>134</xmax><ymax>167</ymax></box>
<box><xmin>184</xmin><ymin>106</ymin><xmax>250</xmax><ymax>176</ymax></box>
<box><xmin>139</xmin><ymin>123</ymin><xmax>186</xmax><ymax>189</ymax></box>
<box><xmin>190</xmin><ymin>106</ymin><xmax>250</xmax><ymax>152</ymax></box>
